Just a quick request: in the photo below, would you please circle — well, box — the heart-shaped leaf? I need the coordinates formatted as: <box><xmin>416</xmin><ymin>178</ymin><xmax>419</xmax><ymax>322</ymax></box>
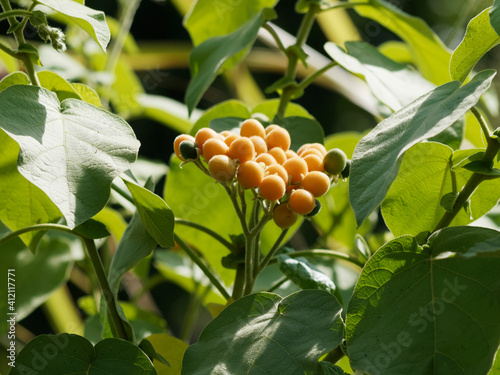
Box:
<box><xmin>10</xmin><ymin>334</ymin><xmax>156</xmax><ymax>374</ymax></box>
<box><xmin>0</xmin><ymin>85</ymin><xmax>140</xmax><ymax>229</ymax></box>
<box><xmin>349</xmin><ymin>69</ymin><xmax>495</xmax><ymax>227</ymax></box>
<box><xmin>346</xmin><ymin>227</ymin><xmax>500</xmax><ymax>375</ymax></box>
<box><xmin>182</xmin><ymin>290</ymin><xmax>344</xmax><ymax>374</ymax></box>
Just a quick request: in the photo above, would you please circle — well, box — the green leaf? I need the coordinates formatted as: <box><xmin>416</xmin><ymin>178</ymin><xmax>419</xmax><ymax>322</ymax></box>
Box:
<box><xmin>209</xmin><ymin>116</ymin><xmax>245</xmax><ymax>133</ymax></box>
<box><xmin>108</xmin><ymin>211</ymin><xmax>158</xmax><ymax>294</ymax></box>
<box><xmin>0</xmin><ymin>225</ymin><xmax>73</xmax><ymax>334</ymax></box>
<box><xmin>137</xmin><ymin>94</ymin><xmax>195</xmax><ymax>134</ymax></box>
<box><xmin>460</xmin><ymin>236</ymin><xmax>500</xmax><ymax>258</ymax></box>
<box><xmin>0</xmin><ymin>85</ymin><xmax>140</xmax><ymax>229</ymax></box>
<box><xmin>463</xmin><ymin>160</ymin><xmax>500</xmax><ymax>176</ymax></box>
<box><xmin>277</xmin><ymin>116</ymin><xmax>325</xmax><ymax>151</ymax></box>
<box><xmin>0</xmin><ymin>130</ymin><xmax>61</xmax><ymax>251</ymax></box>
<box><xmin>490</xmin><ymin>0</ymin><xmax>500</xmax><ymax>36</ymax></box>
<box><xmin>252</xmin><ymin>99</ymin><xmax>314</xmax><ymax>120</ymax></box>
<box><xmin>72</xmin><ymin>82</ymin><xmax>102</xmax><ymax>107</ymax></box>
<box><xmin>346</xmin><ymin>227</ymin><xmax>500</xmax><ymax>375</ymax></box>
<box><xmin>189</xmin><ymin>100</ymin><xmax>250</xmax><ymax>136</ymax></box>
<box><xmin>146</xmin><ymin>334</ymin><xmax>189</xmax><ymax>375</ymax></box>
<box><xmin>325</xmin><ymin>41</ymin><xmax>435</xmax><ymax>111</ymax></box>
<box><xmin>0</xmin><ymin>71</ymin><xmax>29</xmax><ymax>93</ymax></box>
<box><xmin>278</xmin><ymin>255</ymin><xmax>338</xmax><ymax>297</ymax></box>
<box><xmin>185</xmin><ymin>10</ymin><xmax>271</xmax><ymax>114</ymax></box>
<box><xmin>450</xmin><ymin>7</ymin><xmax>500</xmax><ymax>83</ymax></box>
<box><xmin>427</xmin><ymin>117</ymin><xmax>464</xmax><ymax>150</ymax></box>
<box><xmin>38</xmin><ymin>70</ymin><xmax>82</xmax><ymax>102</ymax></box>
<box><xmin>73</xmin><ymin>218</ymin><xmax>110</xmax><ymax>239</ymax></box>
<box><xmin>10</xmin><ymin>334</ymin><xmax>156</xmax><ymax>374</ymax></box>
<box><xmin>350</xmin><ymin>0</ymin><xmax>451</xmax><ymax>85</ymax></box>
<box><xmin>184</xmin><ymin>0</ymin><xmax>278</xmax><ymax>46</ymax></box>
<box><xmin>182</xmin><ymin>290</ymin><xmax>344</xmax><ymax>374</ymax></box>
<box><xmin>350</xmin><ymin>70</ymin><xmax>496</xmax><ymax>227</ymax></box>
<box><xmin>17</xmin><ymin>43</ymin><xmax>42</xmax><ymax>66</ymax></box>
<box><xmin>36</xmin><ymin>0</ymin><xmax>110</xmax><ymax>51</ymax></box>
<box><xmin>124</xmin><ymin>179</ymin><xmax>175</xmax><ymax>248</ymax></box>
<box><xmin>382</xmin><ymin>143</ymin><xmax>500</xmax><ymax>237</ymax></box>
<box><xmin>319</xmin><ymin>361</ymin><xmax>349</xmax><ymax>374</ymax></box>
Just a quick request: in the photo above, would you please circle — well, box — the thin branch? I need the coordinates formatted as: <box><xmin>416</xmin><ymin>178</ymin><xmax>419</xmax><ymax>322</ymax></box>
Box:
<box><xmin>175</xmin><ymin>218</ymin><xmax>235</xmax><ymax>251</ymax></box>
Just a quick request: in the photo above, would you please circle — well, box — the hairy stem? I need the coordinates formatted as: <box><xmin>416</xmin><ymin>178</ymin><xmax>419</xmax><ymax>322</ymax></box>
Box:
<box><xmin>258</xmin><ymin>228</ymin><xmax>289</xmax><ymax>274</ymax></box>
<box><xmin>175</xmin><ymin>218</ymin><xmax>235</xmax><ymax>252</ymax></box>
<box><xmin>266</xmin><ymin>249</ymin><xmax>365</xmax><ymax>269</ymax></box>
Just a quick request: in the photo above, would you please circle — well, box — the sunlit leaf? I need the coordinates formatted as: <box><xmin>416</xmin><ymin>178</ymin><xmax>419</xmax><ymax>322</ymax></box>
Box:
<box><xmin>0</xmin><ymin>85</ymin><xmax>140</xmax><ymax>228</ymax></box>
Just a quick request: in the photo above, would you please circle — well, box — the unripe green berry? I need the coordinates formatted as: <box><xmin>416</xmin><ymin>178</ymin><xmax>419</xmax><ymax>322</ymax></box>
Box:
<box><xmin>179</xmin><ymin>140</ymin><xmax>199</xmax><ymax>160</ymax></box>
<box><xmin>323</xmin><ymin>148</ymin><xmax>347</xmax><ymax>175</ymax></box>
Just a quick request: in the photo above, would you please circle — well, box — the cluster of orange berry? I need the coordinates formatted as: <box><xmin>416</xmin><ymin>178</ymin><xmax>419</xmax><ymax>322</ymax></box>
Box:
<box><xmin>173</xmin><ymin>119</ymin><xmax>348</xmax><ymax>229</ymax></box>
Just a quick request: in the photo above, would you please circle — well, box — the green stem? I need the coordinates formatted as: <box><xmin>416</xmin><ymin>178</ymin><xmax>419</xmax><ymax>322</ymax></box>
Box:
<box><xmin>266</xmin><ymin>249</ymin><xmax>365</xmax><ymax>269</ymax></box>
<box><xmin>111</xmin><ymin>182</ymin><xmax>135</xmax><ymax>204</ymax></box>
<box><xmin>175</xmin><ymin>219</ymin><xmax>235</xmax><ymax>252</ymax></box>
<box><xmin>174</xmin><ymin>233</ymin><xmax>231</xmax><ymax>300</ymax></box>
<box><xmin>232</xmin><ymin>263</ymin><xmax>245</xmax><ymax>300</ymax></box>
<box><xmin>322</xmin><ymin>345</ymin><xmax>345</xmax><ymax>364</ymax></box>
<box><xmin>273</xmin><ymin>4</ymin><xmax>320</xmax><ymax>122</ymax></box>
<box><xmin>131</xmin><ymin>273</ymin><xmax>165</xmax><ymax>303</ymax></box>
<box><xmin>262</xmin><ymin>23</ymin><xmax>287</xmax><ymax>54</ymax></box>
<box><xmin>82</xmin><ymin>237</ymin><xmax>130</xmax><ymax>341</ymax></box>
<box><xmin>243</xmin><ymin>234</ymin><xmax>255</xmax><ymax>295</ymax></box>
<box><xmin>267</xmin><ymin>276</ymin><xmax>288</xmax><ymax>293</ymax></box>
<box><xmin>258</xmin><ymin>228</ymin><xmax>289</xmax><ymax>273</ymax></box>
<box><xmin>0</xmin><ymin>223</ymin><xmax>74</xmax><ymax>247</ymax></box>
<box><xmin>0</xmin><ymin>41</ymin><xmax>16</xmax><ymax>57</ymax></box>
<box><xmin>471</xmin><ymin>106</ymin><xmax>492</xmax><ymax>139</ymax></box>
<box><xmin>0</xmin><ymin>0</ymin><xmax>40</xmax><ymax>86</ymax></box>
<box><xmin>0</xmin><ymin>9</ymin><xmax>32</xmax><ymax>21</ymax></box>
<box><xmin>432</xmin><ymin>134</ymin><xmax>500</xmax><ymax>233</ymax></box>
<box><xmin>297</xmin><ymin>61</ymin><xmax>338</xmax><ymax>91</ymax></box>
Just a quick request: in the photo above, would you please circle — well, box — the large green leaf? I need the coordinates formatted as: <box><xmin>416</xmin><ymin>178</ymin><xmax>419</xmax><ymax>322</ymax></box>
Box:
<box><xmin>0</xmin><ymin>225</ymin><xmax>73</xmax><ymax>334</ymax></box>
<box><xmin>185</xmin><ymin>10</ymin><xmax>273</xmax><ymax>114</ymax></box>
<box><xmin>0</xmin><ymin>130</ymin><xmax>61</xmax><ymax>250</ymax></box>
<box><xmin>146</xmin><ymin>334</ymin><xmax>188</xmax><ymax>375</ymax></box>
<box><xmin>490</xmin><ymin>0</ymin><xmax>500</xmax><ymax>36</ymax></box>
<box><xmin>277</xmin><ymin>116</ymin><xmax>325</xmax><ymax>152</ymax></box>
<box><xmin>36</xmin><ymin>0</ymin><xmax>110</xmax><ymax>51</ymax></box>
<box><xmin>189</xmin><ymin>100</ymin><xmax>251</xmax><ymax>136</ymax></box>
<box><xmin>450</xmin><ymin>7</ymin><xmax>500</xmax><ymax>83</ymax></box>
<box><xmin>345</xmin><ymin>227</ymin><xmax>500</xmax><ymax>375</ymax></box>
<box><xmin>325</xmin><ymin>41</ymin><xmax>435</xmax><ymax>111</ymax></box>
<box><xmin>0</xmin><ymin>71</ymin><xmax>29</xmax><ymax>92</ymax></box>
<box><xmin>182</xmin><ymin>290</ymin><xmax>344</xmax><ymax>374</ymax></box>
<box><xmin>382</xmin><ymin>142</ymin><xmax>500</xmax><ymax>237</ymax></box>
<box><xmin>349</xmin><ymin>70</ymin><xmax>495</xmax><ymax>227</ymax></box>
<box><xmin>0</xmin><ymin>85</ymin><xmax>140</xmax><ymax>229</ymax></box>
<box><xmin>38</xmin><ymin>70</ymin><xmax>82</xmax><ymax>102</ymax></box>
<box><xmin>10</xmin><ymin>334</ymin><xmax>156</xmax><ymax>374</ymax></box>
<box><xmin>350</xmin><ymin>0</ymin><xmax>451</xmax><ymax>85</ymax></box>
<box><xmin>184</xmin><ymin>0</ymin><xmax>278</xmax><ymax>46</ymax></box>
<box><xmin>124</xmin><ymin>179</ymin><xmax>175</xmax><ymax>248</ymax></box>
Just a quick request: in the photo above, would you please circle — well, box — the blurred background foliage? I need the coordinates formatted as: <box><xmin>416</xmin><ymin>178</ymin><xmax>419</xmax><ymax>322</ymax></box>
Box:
<box><xmin>1</xmin><ymin>0</ymin><xmax>500</xmax><ymax>365</ymax></box>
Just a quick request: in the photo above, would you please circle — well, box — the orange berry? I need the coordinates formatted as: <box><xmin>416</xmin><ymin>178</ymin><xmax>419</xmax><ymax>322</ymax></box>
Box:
<box><xmin>268</xmin><ymin>147</ymin><xmax>287</xmax><ymax>165</ymax></box>
<box><xmin>203</xmin><ymin>138</ymin><xmax>229</xmax><ymax>162</ymax></box>
<box><xmin>255</xmin><ymin>153</ymin><xmax>277</xmax><ymax>166</ymax></box>
<box><xmin>265</xmin><ymin>124</ymin><xmax>280</xmax><ymax>135</ymax></box>
<box><xmin>249</xmin><ymin>135</ymin><xmax>267</xmax><ymax>155</ymax></box>
<box><xmin>297</xmin><ymin>143</ymin><xmax>311</xmax><ymax>155</ymax></box>
<box><xmin>237</xmin><ymin>161</ymin><xmax>264</xmax><ymax>189</ymax></box>
<box><xmin>208</xmin><ymin>155</ymin><xmax>236</xmax><ymax>182</ymax></box>
<box><xmin>265</xmin><ymin>164</ymin><xmax>288</xmax><ymax>185</ymax></box>
<box><xmin>308</xmin><ymin>143</ymin><xmax>327</xmax><ymax>156</ymax></box>
<box><xmin>259</xmin><ymin>175</ymin><xmax>286</xmax><ymax>201</ymax></box>
<box><xmin>266</xmin><ymin>127</ymin><xmax>291</xmax><ymax>151</ymax></box>
<box><xmin>273</xmin><ymin>204</ymin><xmax>298</xmax><ymax>229</ymax></box>
<box><xmin>300</xmin><ymin>148</ymin><xmax>324</xmax><ymax>158</ymax></box>
<box><xmin>289</xmin><ymin>189</ymin><xmax>315</xmax><ymax>215</ymax></box>
<box><xmin>286</xmin><ymin>150</ymin><xmax>298</xmax><ymax>159</ymax></box>
<box><xmin>228</xmin><ymin>137</ymin><xmax>255</xmax><ymax>163</ymax></box>
<box><xmin>283</xmin><ymin>157</ymin><xmax>308</xmax><ymax>184</ymax></box>
<box><xmin>303</xmin><ymin>154</ymin><xmax>324</xmax><ymax>172</ymax></box>
<box><xmin>302</xmin><ymin>171</ymin><xmax>331</xmax><ymax>197</ymax></box>
<box><xmin>195</xmin><ymin>128</ymin><xmax>221</xmax><ymax>152</ymax></box>
<box><xmin>240</xmin><ymin>119</ymin><xmax>266</xmax><ymax>139</ymax></box>
<box><xmin>174</xmin><ymin>134</ymin><xmax>195</xmax><ymax>161</ymax></box>
<box><xmin>223</xmin><ymin>133</ymin><xmax>240</xmax><ymax>147</ymax></box>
